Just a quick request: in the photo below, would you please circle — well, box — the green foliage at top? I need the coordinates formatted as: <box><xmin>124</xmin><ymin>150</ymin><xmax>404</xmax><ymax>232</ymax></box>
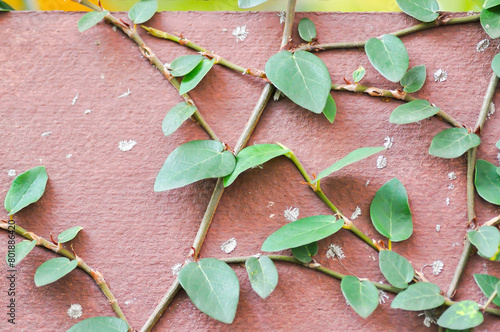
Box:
<box><xmin>238</xmin><ymin>0</ymin><xmax>270</xmax><ymax>9</ymax></box>
<box><xmin>68</xmin><ymin>317</ymin><xmax>129</xmax><ymax>332</ymax></box>
<box><xmin>0</xmin><ymin>1</ymin><xmax>14</xmax><ymax>11</ymax></box>
<box><xmin>129</xmin><ymin>0</ymin><xmax>158</xmax><ymax>24</ymax></box>
<box><xmin>245</xmin><ymin>256</ymin><xmax>278</xmax><ymax>299</ymax></box>
<box><xmin>484</xmin><ymin>0</ymin><xmax>500</xmax><ymax>10</ymax></box>
<box><xmin>340</xmin><ymin>276</ymin><xmax>379</xmax><ymax>318</ymax></box>
<box><xmin>429</xmin><ymin>128</ymin><xmax>481</xmax><ymax>159</ymax></box>
<box><xmin>4</xmin><ymin>166</ymin><xmax>48</xmax><ymax>215</ymax></box>
<box><xmin>78</xmin><ymin>11</ymin><xmax>109</xmax><ymax>32</ymax></box>
<box><xmin>298</xmin><ymin>18</ymin><xmax>317</xmax><ymax>42</ymax></box>
<box><xmin>365</xmin><ymin>34</ymin><xmax>409</xmax><ymax>82</ymax></box>
<box><xmin>437</xmin><ymin>301</ymin><xmax>484</xmax><ymax>330</ymax></box>
<box><xmin>480</xmin><ymin>6</ymin><xmax>500</xmax><ymax>39</ymax></box>
<box><xmin>396</xmin><ymin>0</ymin><xmax>439</xmax><ymax>22</ymax></box>
<box><xmin>400</xmin><ymin>65</ymin><xmax>426</xmax><ymax>93</ymax></box>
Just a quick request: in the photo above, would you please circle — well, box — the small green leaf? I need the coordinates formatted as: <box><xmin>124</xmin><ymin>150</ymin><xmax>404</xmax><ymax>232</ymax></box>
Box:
<box><xmin>475</xmin><ymin>159</ymin><xmax>500</xmax><ymax>205</ymax></box>
<box><xmin>389</xmin><ymin>100</ymin><xmax>440</xmax><ymax>124</ymax></box>
<box><xmin>484</xmin><ymin>0</ymin><xmax>500</xmax><ymax>10</ymax></box>
<box><xmin>170</xmin><ymin>55</ymin><xmax>204</xmax><ymax>77</ymax></box>
<box><xmin>238</xmin><ymin>0</ymin><xmax>269</xmax><ymax>8</ymax></box>
<box><xmin>400</xmin><ymin>65</ymin><xmax>426</xmax><ymax>93</ymax></box>
<box><xmin>223</xmin><ymin>144</ymin><xmax>289</xmax><ymax>187</ymax></box>
<box><xmin>179</xmin><ymin>58</ymin><xmax>215</xmax><ymax>95</ymax></box>
<box><xmin>34</xmin><ymin>257</ymin><xmax>78</xmax><ymax>287</ymax></box>
<box><xmin>391</xmin><ymin>282</ymin><xmax>445</xmax><ymax>311</ymax></box>
<box><xmin>365</xmin><ymin>34</ymin><xmax>409</xmax><ymax>82</ymax></box>
<box><xmin>473</xmin><ymin>274</ymin><xmax>500</xmax><ymax>307</ymax></box>
<box><xmin>261</xmin><ymin>215</ymin><xmax>344</xmax><ymax>252</ymax></box>
<box><xmin>0</xmin><ymin>1</ymin><xmax>14</xmax><ymax>11</ymax></box>
<box><xmin>379</xmin><ymin>250</ymin><xmax>414</xmax><ymax>289</ymax></box>
<box><xmin>468</xmin><ymin>226</ymin><xmax>500</xmax><ymax>258</ymax></box>
<box><xmin>68</xmin><ymin>317</ymin><xmax>129</xmax><ymax>332</ymax></box>
<box><xmin>496</xmin><ymin>139</ymin><xmax>500</xmax><ymax>149</ymax></box>
<box><xmin>6</xmin><ymin>240</ymin><xmax>36</xmax><ymax>267</ymax></box>
<box><xmin>265</xmin><ymin>50</ymin><xmax>332</xmax><ymax>114</ymax></box>
<box><xmin>77</xmin><ymin>11</ymin><xmax>109</xmax><ymax>32</ymax></box>
<box><xmin>396</xmin><ymin>0</ymin><xmax>439</xmax><ymax>22</ymax></box>
<box><xmin>481</xmin><ymin>7</ymin><xmax>500</xmax><ymax>39</ymax></box>
<box><xmin>4</xmin><ymin>166</ymin><xmax>48</xmax><ymax>215</ymax></box>
<box><xmin>322</xmin><ymin>94</ymin><xmax>337</xmax><ymax>123</ymax></box>
<box><xmin>162</xmin><ymin>102</ymin><xmax>197</xmax><ymax>137</ymax></box>
<box><xmin>340</xmin><ymin>276</ymin><xmax>379</xmax><ymax>318</ymax></box>
<box><xmin>437</xmin><ymin>301</ymin><xmax>484</xmax><ymax>330</ymax></box>
<box><xmin>298</xmin><ymin>18</ymin><xmax>317</xmax><ymax>42</ymax></box>
<box><xmin>179</xmin><ymin>258</ymin><xmax>239</xmax><ymax>324</ymax></box>
<box><xmin>128</xmin><ymin>0</ymin><xmax>158</xmax><ymax>24</ymax></box>
<box><xmin>245</xmin><ymin>256</ymin><xmax>278</xmax><ymax>299</ymax></box>
<box><xmin>492</xmin><ymin>53</ymin><xmax>500</xmax><ymax>77</ymax></box>
<box><xmin>370</xmin><ymin>178</ymin><xmax>413</xmax><ymax>242</ymax></box>
<box><xmin>291</xmin><ymin>242</ymin><xmax>318</xmax><ymax>263</ymax></box>
<box><xmin>352</xmin><ymin>66</ymin><xmax>366</xmax><ymax>83</ymax></box>
<box><xmin>154</xmin><ymin>140</ymin><xmax>236</xmax><ymax>192</ymax></box>
<box><xmin>57</xmin><ymin>226</ymin><xmax>83</xmax><ymax>244</ymax></box>
<box><xmin>312</xmin><ymin>147</ymin><xmax>385</xmax><ymax>183</ymax></box>
<box><xmin>429</xmin><ymin>128</ymin><xmax>481</xmax><ymax>159</ymax></box>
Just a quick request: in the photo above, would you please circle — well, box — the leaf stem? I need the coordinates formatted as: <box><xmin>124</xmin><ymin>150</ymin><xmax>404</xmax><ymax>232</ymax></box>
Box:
<box><xmin>474</xmin><ymin>73</ymin><xmax>499</xmax><ymax>133</ymax></box>
<box><xmin>481</xmin><ymin>289</ymin><xmax>498</xmax><ymax>311</ymax></box>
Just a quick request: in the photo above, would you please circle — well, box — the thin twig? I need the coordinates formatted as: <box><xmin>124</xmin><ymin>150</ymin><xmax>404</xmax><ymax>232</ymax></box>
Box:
<box><xmin>474</xmin><ymin>73</ymin><xmax>499</xmax><ymax>133</ymax></box>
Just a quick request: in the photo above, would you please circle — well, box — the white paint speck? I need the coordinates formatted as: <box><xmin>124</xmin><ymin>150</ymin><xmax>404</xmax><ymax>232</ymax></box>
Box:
<box><xmin>112</xmin><ymin>26</ymin><xmax>117</xmax><ymax>31</ymax></box>
<box><xmin>67</xmin><ymin>304</ymin><xmax>83</xmax><ymax>319</ymax></box>
<box><xmin>284</xmin><ymin>206</ymin><xmax>299</xmax><ymax>222</ymax></box>
<box><xmin>376</xmin><ymin>155</ymin><xmax>387</xmax><ymax>169</ymax></box>
<box><xmin>171</xmin><ymin>263</ymin><xmax>182</xmax><ymax>275</ymax></box>
<box><xmin>72</xmin><ymin>93</ymin><xmax>79</xmax><ymax>106</ymax></box>
<box><xmin>267</xmin><ymin>201</ymin><xmax>274</xmax><ymax>208</ymax></box>
<box><xmin>100</xmin><ymin>73</ymin><xmax>105</xmax><ymax>79</ymax></box>
<box><xmin>124</xmin><ymin>298</ymin><xmax>136</xmax><ymax>305</ymax></box>
<box><xmin>434</xmin><ymin>69</ymin><xmax>448</xmax><ymax>82</ymax></box>
<box><xmin>467</xmin><ymin>10</ymin><xmax>476</xmax><ymax>16</ymax></box>
<box><xmin>476</xmin><ymin>39</ymin><xmax>490</xmax><ymax>52</ymax></box>
<box><xmin>117</xmin><ymin>88</ymin><xmax>132</xmax><ymax>99</ymax></box>
<box><xmin>383</xmin><ymin>136</ymin><xmax>394</xmax><ymax>149</ymax></box>
<box><xmin>436</xmin><ymin>224</ymin><xmax>441</xmax><ymax>232</ymax></box>
<box><xmin>446</xmin><ymin>198</ymin><xmax>450</xmax><ymax>206</ymax></box>
<box><xmin>487</xmin><ymin>102</ymin><xmax>495</xmax><ymax>120</ymax></box>
<box><xmin>378</xmin><ymin>290</ymin><xmax>390</xmax><ymax>304</ymax></box>
<box><xmin>447</xmin><ymin>172</ymin><xmax>457</xmax><ymax>180</ymax></box>
<box><xmin>41</xmin><ymin>131</ymin><xmax>52</xmax><ymax>137</ymax></box>
<box><xmin>118</xmin><ymin>140</ymin><xmax>137</xmax><ymax>152</ymax></box>
<box><xmin>278</xmin><ymin>11</ymin><xmax>286</xmax><ymax>24</ymax></box>
<box><xmin>66</xmin><ymin>154</ymin><xmax>72</xmax><ymax>159</ymax></box>
<box><xmin>448</xmin><ymin>184</ymin><xmax>454</xmax><ymax>190</ymax></box>
<box><xmin>232</xmin><ymin>25</ymin><xmax>249</xmax><ymax>42</ymax></box>
<box><xmin>365</xmin><ymin>180</ymin><xmax>370</xmax><ymax>187</ymax></box>
<box><xmin>269</xmin><ymin>214</ymin><xmax>275</xmax><ymax>218</ymax></box>
<box><xmin>326</xmin><ymin>244</ymin><xmax>345</xmax><ymax>260</ymax></box>
<box><xmin>222</xmin><ymin>28</ymin><xmax>227</xmax><ymax>32</ymax></box>
<box><xmin>220</xmin><ymin>238</ymin><xmax>237</xmax><ymax>254</ymax></box>
<box><xmin>7</xmin><ymin>169</ymin><xmax>16</xmax><ymax>177</ymax></box>
<box><xmin>418</xmin><ymin>309</ymin><xmax>438</xmax><ymax>327</ymax></box>
<box><xmin>84</xmin><ymin>109</ymin><xmax>93</xmax><ymax>115</ymax></box>
<box><xmin>431</xmin><ymin>260</ymin><xmax>444</xmax><ymax>275</ymax></box>
<box><xmin>351</xmin><ymin>206</ymin><xmax>361</xmax><ymax>220</ymax></box>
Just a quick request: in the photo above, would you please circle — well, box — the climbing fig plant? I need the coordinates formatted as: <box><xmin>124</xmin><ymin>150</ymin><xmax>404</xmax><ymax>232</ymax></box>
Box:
<box><xmin>2</xmin><ymin>0</ymin><xmax>500</xmax><ymax>331</ymax></box>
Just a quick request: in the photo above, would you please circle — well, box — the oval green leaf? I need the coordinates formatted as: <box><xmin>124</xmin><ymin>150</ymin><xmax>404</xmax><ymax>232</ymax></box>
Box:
<box><xmin>179</xmin><ymin>258</ymin><xmax>239</xmax><ymax>324</ymax></box>
<box><xmin>340</xmin><ymin>276</ymin><xmax>379</xmax><ymax>318</ymax></box>
<box><xmin>223</xmin><ymin>144</ymin><xmax>289</xmax><ymax>187</ymax></box>
<box><xmin>128</xmin><ymin>0</ymin><xmax>158</xmax><ymax>24</ymax></box>
<box><xmin>379</xmin><ymin>250</ymin><xmax>414</xmax><ymax>289</ymax></box>
<box><xmin>261</xmin><ymin>215</ymin><xmax>344</xmax><ymax>252</ymax></box>
<box><xmin>475</xmin><ymin>159</ymin><xmax>500</xmax><ymax>205</ymax></box>
<box><xmin>484</xmin><ymin>0</ymin><xmax>500</xmax><ymax>9</ymax></box>
<box><xmin>391</xmin><ymin>282</ymin><xmax>445</xmax><ymax>311</ymax></box>
<box><xmin>370</xmin><ymin>178</ymin><xmax>413</xmax><ymax>242</ymax></box>
<box><xmin>265</xmin><ymin>50</ymin><xmax>332</xmax><ymax>114</ymax></box>
<box><xmin>390</xmin><ymin>99</ymin><xmax>440</xmax><ymax>124</ymax></box>
<box><xmin>352</xmin><ymin>66</ymin><xmax>366</xmax><ymax>83</ymax></box>
<box><xmin>400</xmin><ymin>65</ymin><xmax>426</xmax><ymax>93</ymax></box>
<box><xmin>57</xmin><ymin>226</ymin><xmax>83</xmax><ymax>244</ymax></box>
<box><xmin>245</xmin><ymin>256</ymin><xmax>278</xmax><ymax>299</ymax></box>
<box><xmin>492</xmin><ymin>53</ymin><xmax>500</xmax><ymax>78</ymax></box>
<box><xmin>473</xmin><ymin>274</ymin><xmax>500</xmax><ymax>307</ymax></box>
<box><xmin>162</xmin><ymin>102</ymin><xmax>197</xmax><ymax>137</ymax></box>
<box><xmin>291</xmin><ymin>242</ymin><xmax>318</xmax><ymax>263</ymax></box>
<box><xmin>6</xmin><ymin>240</ymin><xmax>36</xmax><ymax>267</ymax></box>
<box><xmin>468</xmin><ymin>226</ymin><xmax>500</xmax><ymax>258</ymax></box>
<box><xmin>322</xmin><ymin>94</ymin><xmax>337</xmax><ymax>124</ymax></box>
<box><xmin>313</xmin><ymin>147</ymin><xmax>385</xmax><ymax>183</ymax></box>
<box><xmin>0</xmin><ymin>1</ymin><xmax>14</xmax><ymax>11</ymax></box>
<box><xmin>77</xmin><ymin>11</ymin><xmax>109</xmax><ymax>32</ymax></box>
<box><xmin>437</xmin><ymin>301</ymin><xmax>484</xmax><ymax>330</ymax></box>
<box><xmin>34</xmin><ymin>257</ymin><xmax>78</xmax><ymax>287</ymax></box>
<box><xmin>496</xmin><ymin>139</ymin><xmax>500</xmax><ymax>149</ymax></box>
<box><xmin>179</xmin><ymin>58</ymin><xmax>215</xmax><ymax>95</ymax></box>
<box><xmin>365</xmin><ymin>34</ymin><xmax>409</xmax><ymax>83</ymax></box>
<box><xmin>4</xmin><ymin>166</ymin><xmax>48</xmax><ymax>215</ymax></box>
<box><xmin>298</xmin><ymin>18</ymin><xmax>317</xmax><ymax>42</ymax></box>
<box><xmin>429</xmin><ymin>128</ymin><xmax>481</xmax><ymax>159</ymax></box>
<box><xmin>170</xmin><ymin>55</ymin><xmax>204</xmax><ymax>77</ymax></box>
<box><xmin>238</xmin><ymin>0</ymin><xmax>269</xmax><ymax>8</ymax></box>
<box><xmin>396</xmin><ymin>0</ymin><xmax>439</xmax><ymax>22</ymax></box>
<box><xmin>68</xmin><ymin>316</ymin><xmax>129</xmax><ymax>332</ymax></box>
<box><xmin>481</xmin><ymin>7</ymin><xmax>500</xmax><ymax>39</ymax></box>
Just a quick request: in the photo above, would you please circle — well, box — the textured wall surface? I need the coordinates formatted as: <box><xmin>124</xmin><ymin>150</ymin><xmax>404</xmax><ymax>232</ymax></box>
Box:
<box><xmin>0</xmin><ymin>11</ymin><xmax>499</xmax><ymax>331</ymax></box>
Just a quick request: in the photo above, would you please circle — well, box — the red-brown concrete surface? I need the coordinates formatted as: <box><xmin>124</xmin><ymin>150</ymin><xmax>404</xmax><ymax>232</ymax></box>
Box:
<box><xmin>0</xmin><ymin>10</ymin><xmax>499</xmax><ymax>331</ymax></box>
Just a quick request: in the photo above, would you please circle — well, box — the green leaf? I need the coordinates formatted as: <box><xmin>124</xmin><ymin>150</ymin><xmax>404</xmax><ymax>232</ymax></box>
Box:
<box><xmin>178</xmin><ymin>258</ymin><xmax>239</xmax><ymax>324</ymax></box>
<box><xmin>391</xmin><ymin>282</ymin><xmax>445</xmax><ymax>311</ymax></box>
<box><xmin>162</xmin><ymin>102</ymin><xmax>197</xmax><ymax>137</ymax></box>
<box><xmin>170</xmin><ymin>55</ymin><xmax>204</xmax><ymax>77</ymax></box>
<box><xmin>352</xmin><ymin>66</ymin><xmax>366</xmax><ymax>83</ymax></box>
<box><xmin>474</xmin><ymin>274</ymin><xmax>500</xmax><ymax>307</ymax></box>
<box><xmin>155</xmin><ymin>140</ymin><xmax>236</xmax><ymax>192</ymax></box>
<box><xmin>245</xmin><ymin>256</ymin><xmax>278</xmax><ymax>299</ymax></box>
<box><xmin>238</xmin><ymin>0</ymin><xmax>269</xmax><ymax>8</ymax></box>
<box><xmin>437</xmin><ymin>301</ymin><xmax>484</xmax><ymax>330</ymax></box>
<box><xmin>265</xmin><ymin>51</ymin><xmax>332</xmax><ymax>114</ymax></box>
<box><xmin>34</xmin><ymin>257</ymin><xmax>78</xmax><ymax>287</ymax></box>
<box><xmin>370</xmin><ymin>178</ymin><xmax>413</xmax><ymax>242</ymax></box>
<box><xmin>396</xmin><ymin>0</ymin><xmax>439</xmax><ymax>22</ymax></box>
<box><xmin>312</xmin><ymin>147</ymin><xmax>385</xmax><ymax>183</ymax></box>
<box><xmin>379</xmin><ymin>250</ymin><xmax>414</xmax><ymax>289</ymax></box>
<box><xmin>6</xmin><ymin>240</ymin><xmax>36</xmax><ymax>267</ymax></box>
<box><xmin>484</xmin><ymin>0</ymin><xmax>500</xmax><ymax>10</ymax></box>
<box><xmin>475</xmin><ymin>159</ymin><xmax>500</xmax><ymax>205</ymax></box>
<box><xmin>389</xmin><ymin>100</ymin><xmax>440</xmax><ymax>124</ymax></box>
<box><xmin>261</xmin><ymin>215</ymin><xmax>344</xmax><ymax>252</ymax></box>
<box><xmin>223</xmin><ymin>144</ymin><xmax>289</xmax><ymax>187</ymax></box>
<box><xmin>178</xmin><ymin>58</ymin><xmax>215</xmax><ymax>95</ymax></box>
<box><xmin>77</xmin><ymin>11</ymin><xmax>109</xmax><ymax>32</ymax></box>
<box><xmin>481</xmin><ymin>7</ymin><xmax>500</xmax><ymax>39</ymax></box>
<box><xmin>57</xmin><ymin>226</ymin><xmax>83</xmax><ymax>244</ymax></box>
<box><xmin>492</xmin><ymin>53</ymin><xmax>500</xmax><ymax>77</ymax></box>
<box><xmin>298</xmin><ymin>18</ymin><xmax>317</xmax><ymax>42</ymax></box>
<box><xmin>468</xmin><ymin>226</ymin><xmax>500</xmax><ymax>258</ymax></box>
<box><xmin>0</xmin><ymin>1</ymin><xmax>14</xmax><ymax>11</ymax></box>
<box><xmin>429</xmin><ymin>128</ymin><xmax>481</xmax><ymax>159</ymax></box>
<box><xmin>496</xmin><ymin>139</ymin><xmax>500</xmax><ymax>149</ymax></box>
<box><xmin>400</xmin><ymin>65</ymin><xmax>426</xmax><ymax>93</ymax></box>
<box><xmin>68</xmin><ymin>317</ymin><xmax>129</xmax><ymax>332</ymax></box>
<box><xmin>340</xmin><ymin>276</ymin><xmax>379</xmax><ymax>318</ymax></box>
<box><xmin>322</xmin><ymin>94</ymin><xmax>337</xmax><ymax>124</ymax></box>
<box><xmin>4</xmin><ymin>166</ymin><xmax>48</xmax><ymax>215</ymax></box>
<box><xmin>291</xmin><ymin>242</ymin><xmax>318</xmax><ymax>263</ymax></box>
<box><xmin>365</xmin><ymin>34</ymin><xmax>409</xmax><ymax>82</ymax></box>
<box><xmin>128</xmin><ymin>0</ymin><xmax>158</xmax><ymax>24</ymax></box>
